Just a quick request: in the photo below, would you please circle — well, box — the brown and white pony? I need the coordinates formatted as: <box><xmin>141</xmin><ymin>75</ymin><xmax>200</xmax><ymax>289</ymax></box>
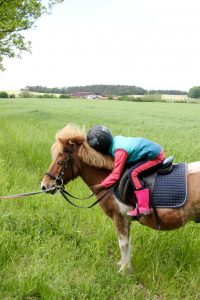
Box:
<box><xmin>41</xmin><ymin>124</ymin><xmax>200</xmax><ymax>272</ymax></box>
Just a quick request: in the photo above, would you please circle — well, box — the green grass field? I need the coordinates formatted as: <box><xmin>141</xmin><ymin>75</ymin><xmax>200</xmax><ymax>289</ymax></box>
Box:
<box><xmin>0</xmin><ymin>98</ymin><xmax>200</xmax><ymax>299</ymax></box>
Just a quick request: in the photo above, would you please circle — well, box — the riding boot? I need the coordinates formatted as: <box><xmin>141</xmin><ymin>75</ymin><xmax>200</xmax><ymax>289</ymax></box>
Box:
<box><xmin>127</xmin><ymin>189</ymin><xmax>151</xmax><ymax>217</ymax></box>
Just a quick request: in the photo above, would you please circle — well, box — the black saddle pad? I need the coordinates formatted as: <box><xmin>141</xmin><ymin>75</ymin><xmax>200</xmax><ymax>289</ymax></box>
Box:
<box><xmin>114</xmin><ymin>163</ymin><xmax>188</xmax><ymax>208</ymax></box>
<box><xmin>150</xmin><ymin>163</ymin><xmax>187</xmax><ymax>208</ymax></box>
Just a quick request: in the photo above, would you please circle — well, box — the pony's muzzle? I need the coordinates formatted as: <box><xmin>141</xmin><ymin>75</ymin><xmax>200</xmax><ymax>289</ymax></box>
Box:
<box><xmin>41</xmin><ymin>184</ymin><xmax>57</xmax><ymax>194</ymax></box>
<box><xmin>41</xmin><ymin>176</ymin><xmax>57</xmax><ymax>194</ymax></box>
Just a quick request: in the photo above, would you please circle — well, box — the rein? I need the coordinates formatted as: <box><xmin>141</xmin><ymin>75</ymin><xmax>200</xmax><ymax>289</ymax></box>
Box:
<box><xmin>60</xmin><ymin>187</ymin><xmax>111</xmax><ymax>209</ymax></box>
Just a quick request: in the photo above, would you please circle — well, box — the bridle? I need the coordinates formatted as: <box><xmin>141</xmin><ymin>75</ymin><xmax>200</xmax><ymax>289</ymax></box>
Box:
<box><xmin>44</xmin><ymin>146</ymin><xmax>111</xmax><ymax>208</ymax></box>
<box><xmin>0</xmin><ymin>146</ymin><xmax>111</xmax><ymax>205</ymax></box>
<box><xmin>45</xmin><ymin>146</ymin><xmax>74</xmax><ymax>187</ymax></box>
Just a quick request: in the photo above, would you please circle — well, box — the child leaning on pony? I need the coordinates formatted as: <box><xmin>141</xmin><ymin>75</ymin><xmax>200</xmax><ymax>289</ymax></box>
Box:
<box><xmin>87</xmin><ymin>125</ymin><xmax>165</xmax><ymax>217</ymax></box>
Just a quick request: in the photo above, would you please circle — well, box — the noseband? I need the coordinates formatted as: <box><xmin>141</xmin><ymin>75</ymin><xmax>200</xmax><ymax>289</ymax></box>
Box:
<box><xmin>44</xmin><ymin>146</ymin><xmax>111</xmax><ymax>208</ymax></box>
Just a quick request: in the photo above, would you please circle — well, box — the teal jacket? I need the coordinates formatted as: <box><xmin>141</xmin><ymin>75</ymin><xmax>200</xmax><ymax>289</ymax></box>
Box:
<box><xmin>108</xmin><ymin>136</ymin><xmax>162</xmax><ymax>163</ymax></box>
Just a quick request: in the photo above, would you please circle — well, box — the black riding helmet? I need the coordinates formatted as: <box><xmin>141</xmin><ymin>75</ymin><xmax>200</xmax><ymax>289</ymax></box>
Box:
<box><xmin>87</xmin><ymin>125</ymin><xmax>113</xmax><ymax>153</ymax></box>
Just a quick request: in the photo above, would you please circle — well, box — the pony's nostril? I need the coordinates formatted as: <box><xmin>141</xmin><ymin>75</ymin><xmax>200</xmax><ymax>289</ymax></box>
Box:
<box><xmin>41</xmin><ymin>185</ymin><xmax>47</xmax><ymax>191</ymax></box>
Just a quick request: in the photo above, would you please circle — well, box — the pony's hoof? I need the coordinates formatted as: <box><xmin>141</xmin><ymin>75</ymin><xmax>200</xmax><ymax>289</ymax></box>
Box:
<box><xmin>127</xmin><ymin>265</ymin><xmax>133</xmax><ymax>274</ymax></box>
<box><xmin>118</xmin><ymin>266</ymin><xmax>125</xmax><ymax>273</ymax></box>
<box><xmin>118</xmin><ymin>264</ymin><xmax>133</xmax><ymax>274</ymax></box>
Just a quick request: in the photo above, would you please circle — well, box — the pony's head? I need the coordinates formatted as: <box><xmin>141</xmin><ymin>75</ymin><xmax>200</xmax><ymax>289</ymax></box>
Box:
<box><xmin>41</xmin><ymin>124</ymin><xmax>114</xmax><ymax>191</ymax></box>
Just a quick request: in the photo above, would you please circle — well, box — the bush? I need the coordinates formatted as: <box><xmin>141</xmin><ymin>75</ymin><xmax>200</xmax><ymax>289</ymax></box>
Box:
<box><xmin>118</xmin><ymin>94</ymin><xmax>164</xmax><ymax>103</ymax></box>
<box><xmin>19</xmin><ymin>91</ymin><xmax>34</xmax><ymax>98</ymax></box>
<box><xmin>37</xmin><ymin>93</ymin><xmax>57</xmax><ymax>98</ymax></box>
<box><xmin>59</xmin><ymin>94</ymin><xmax>71</xmax><ymax>99</ymax></box>
<box><xmin>0</xmin><ymin>91</ymin><xmax>9</xmax><ymax>98</ymax></box>
<box><xmin>42</xmin><ymin>94</ymin><xmax>56</xmax><ymax>98</ymax></box>
<box><xmin>9</xmin><ymin>93</ymin><xmax>15</xmax><ymax>98</ymax></box>
<box><xmin>188</xmin><ymin>86</ymin><xmax>200</xmax><ymax>99</ymax></box>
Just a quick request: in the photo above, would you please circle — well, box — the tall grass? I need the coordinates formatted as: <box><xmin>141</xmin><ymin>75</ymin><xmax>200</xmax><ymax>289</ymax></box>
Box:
<box><xmin>0</xmin><ymin>98</ymin><xmax>200</xmax><ymax>299</ymax></box>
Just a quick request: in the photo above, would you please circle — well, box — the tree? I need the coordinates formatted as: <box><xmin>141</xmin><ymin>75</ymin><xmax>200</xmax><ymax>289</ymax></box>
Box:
<box><xmin>0</xmin><ymin>0</ymin><xmax>63</xmax><ymax>71</ymax></box>
<box><xmin>188</xmin><ymin>86</ymin><xmax>200</xmax><ymax>99</ymax></box>
<box><xmin>0</xmin><ymin>91</ymin><xmax>9</xmax><ymax>98</ymax></box>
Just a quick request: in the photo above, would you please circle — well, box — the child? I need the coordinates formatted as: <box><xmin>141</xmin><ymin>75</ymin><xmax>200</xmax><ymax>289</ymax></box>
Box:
<box><xmin>87</xmin><ymin>125</ymin><xmax>165</xmax><ymax>217</ymax></box>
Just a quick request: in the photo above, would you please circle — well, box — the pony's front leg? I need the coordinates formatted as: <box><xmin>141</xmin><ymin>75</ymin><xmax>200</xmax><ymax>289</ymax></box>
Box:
<box><xmin>114</xmin><ymin>213</ymin><xmax>132</xmax><ymax>272</ymax></box>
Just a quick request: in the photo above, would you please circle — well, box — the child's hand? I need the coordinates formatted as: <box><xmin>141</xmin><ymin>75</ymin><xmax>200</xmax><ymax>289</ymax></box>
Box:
<box><xmin>91</xmin><ymin>184</ymin><xmax>104</xmax><ymax>194</ymax></box>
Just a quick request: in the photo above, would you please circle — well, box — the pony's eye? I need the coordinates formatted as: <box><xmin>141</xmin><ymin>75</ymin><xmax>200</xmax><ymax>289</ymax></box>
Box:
<box><xmin>57</xmin><ymin>161</ymin><xmax>64</xmax><ymax>166</ymax></box>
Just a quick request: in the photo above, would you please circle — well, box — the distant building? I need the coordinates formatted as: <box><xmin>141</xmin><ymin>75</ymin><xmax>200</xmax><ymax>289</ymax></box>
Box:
<box><xmin>85</xmin><ymin>94</ymin><xmax>98</xmax><ymax>99</ymax></box>
<box><xmin>69</xmin><ymin>92</ymin><xmax>108</xmax><ymax>99</ymax></box>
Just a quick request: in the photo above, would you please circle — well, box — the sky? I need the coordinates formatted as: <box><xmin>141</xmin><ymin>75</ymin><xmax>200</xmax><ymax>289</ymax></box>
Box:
<box><xmin>0</xmin><ymin>0</ymin><xmax>200</xmax><ymax>91</ymax></box>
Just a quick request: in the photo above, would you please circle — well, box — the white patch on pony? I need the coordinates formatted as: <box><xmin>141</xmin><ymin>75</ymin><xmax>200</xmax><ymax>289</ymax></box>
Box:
<box><xmin>114</xmin><ymin>196</ymin><xmax>132</xmax><ymax>217</ymax></box>
<box><xmin>118</xmin><ymin>234</ymin><xmax>132</xmax><ymax>272</ymax></box>
<box><xmin>113</xmin><ymin>197</ymin><xmax>132</xmax><ymax>271</ymax></box>
<box><xmin>188</xmin><ymin>162</ymin><xmax>200</xmax><ymax>174</ymax></box>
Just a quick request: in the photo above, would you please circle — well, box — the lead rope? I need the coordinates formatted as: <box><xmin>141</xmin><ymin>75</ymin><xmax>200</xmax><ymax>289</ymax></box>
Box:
<box><xmin>0</xmin><ymin>185</ymin><xmax>111</xmax><ymax>208</ymax></box>
<box><xmin>0</xmin><ymin>187</ymin><xmax>56</xmax><ymax>200</ymax></box>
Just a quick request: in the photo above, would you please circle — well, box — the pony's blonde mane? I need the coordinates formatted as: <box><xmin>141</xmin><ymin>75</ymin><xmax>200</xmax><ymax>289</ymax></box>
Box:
<box><xmin>55</xmin><ymin>123</ymin><xmax>86</xmax><ymax>143</ymax></box>
<box><xmin>52</xmin><ymin>124</ymin><xmax>114</xmax><ymax>170</ymax></box>
<box><xmin>79</xmin><ymin>142</ymin><xmax>114</xmax><ymax>170</ymax></box>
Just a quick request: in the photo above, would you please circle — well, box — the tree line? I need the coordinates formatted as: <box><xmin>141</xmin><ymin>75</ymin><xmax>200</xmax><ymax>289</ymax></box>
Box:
<box><xmin>24</xmin><ymin>85</ymin><xmax>187</xmax><ymax>96</ymax></box>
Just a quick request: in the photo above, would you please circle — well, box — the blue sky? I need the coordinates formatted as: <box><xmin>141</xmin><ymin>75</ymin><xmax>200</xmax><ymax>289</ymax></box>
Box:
<box><xmin>0</xmin><ymin>0</ymin><xmax>200</xmax><ymax>91</ymax></box>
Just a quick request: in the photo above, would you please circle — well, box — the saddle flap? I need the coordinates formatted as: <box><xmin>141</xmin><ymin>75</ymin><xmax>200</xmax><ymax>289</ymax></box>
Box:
<box><xmin>118</xmin><ymin>169</ymin><xmax>135</xmax><ymax>206</ymax></box>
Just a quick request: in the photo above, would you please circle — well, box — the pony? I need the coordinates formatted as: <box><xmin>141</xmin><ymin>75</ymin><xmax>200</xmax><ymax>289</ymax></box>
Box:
<box><xmin>41</xmin><ymin>124</ymin><xmax>200</xmax><ymax>272</ymax></box>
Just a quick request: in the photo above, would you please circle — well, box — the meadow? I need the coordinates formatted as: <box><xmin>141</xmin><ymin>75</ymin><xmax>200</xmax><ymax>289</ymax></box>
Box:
<box><xmin>0</xmin><ymin>98</ymin><xmax>200</xmax><ymax>299</ymax></box>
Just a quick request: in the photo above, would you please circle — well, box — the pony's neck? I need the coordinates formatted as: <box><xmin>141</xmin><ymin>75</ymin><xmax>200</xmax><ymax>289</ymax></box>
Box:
<box><xmin>79</xmin><ymin>161</ymin><xmax>111</xmax><ymax>188</ymax></box>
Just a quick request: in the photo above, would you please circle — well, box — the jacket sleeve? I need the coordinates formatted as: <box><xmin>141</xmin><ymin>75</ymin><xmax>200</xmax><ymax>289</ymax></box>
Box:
<box><xmin>101</xmin><ymin>149</ymin><xmax>128</xmax><ymax>188</ymax></box>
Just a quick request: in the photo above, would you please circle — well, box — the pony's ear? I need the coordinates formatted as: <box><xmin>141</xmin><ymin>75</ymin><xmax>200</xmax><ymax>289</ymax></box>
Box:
<box><xmin>58</xmin><ymin>138</ymin><xmax>72</xmax><ymax>148</ymax></box>
<box><xmin>58</xmin><ymin>138</ymin><xmax>65</xmax><ymax>145</ymax></box>
<box><xmin>69</xmin><ymin>135</ymin><xmax>85</xmax><ymax>145</ymax></box>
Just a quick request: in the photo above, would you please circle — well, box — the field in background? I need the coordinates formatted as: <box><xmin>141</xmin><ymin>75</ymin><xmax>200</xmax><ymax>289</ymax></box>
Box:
<box><xmin>161</xmin><ymin>94</ymin><xmax>189</xmax><ymax>101</ymax></box>
<box><xmin>0</xmin><ymin>98</ymin><xmax>200</xmax><ymax>299</ymax></box>
<box><xmin>4</xmin><ymin>90</ymin><xmax>195</xmax><ymax>102</ymax></box>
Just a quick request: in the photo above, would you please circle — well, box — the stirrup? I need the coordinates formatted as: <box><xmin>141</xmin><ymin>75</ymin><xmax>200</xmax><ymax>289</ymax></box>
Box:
<box><xmin>127</xmin><ymin>209</ymin><xmax>151</xmax><ymax>218</ymax></box>
<box><xmin>140</xmin><ymin>209</ymin><xmax>151</xmax><ymax>216</ymax></box>
<box><xmin>127</xmin><ymin>205</ymin><xmax>140</xmax><ymax>218</ymax></box>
